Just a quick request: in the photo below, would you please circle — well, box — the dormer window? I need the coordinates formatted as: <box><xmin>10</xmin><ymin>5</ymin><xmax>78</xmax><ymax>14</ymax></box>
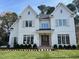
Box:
<box><xmin>60</xmin><ymin>9</ymin><xmax>63</xmax><ymax>14</ymax></box>
<box><xmin>28</xmin><ymin>11</ymin><xmax>30</xmax><ymax>15</ymax></box>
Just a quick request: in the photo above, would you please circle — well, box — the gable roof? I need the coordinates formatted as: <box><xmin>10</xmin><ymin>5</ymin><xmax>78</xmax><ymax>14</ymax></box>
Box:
<box><xmin>10</xmin><ymin>3</ymin><xmax>75</xmax><ymax>29</ymax></box>
<box><xmin>10</xmin><ymin>5</ymin><xmax>38</xmax><ymax>29</ymax></box>
<box><xmin>51</xmin><ymin>3</ymin><xmax>74</xmax><ymax>15</ymax></box>
<box><xmin>19</xmin><ymin>5</ymin><xmax>38</xmax><ymax>16</ymax></box>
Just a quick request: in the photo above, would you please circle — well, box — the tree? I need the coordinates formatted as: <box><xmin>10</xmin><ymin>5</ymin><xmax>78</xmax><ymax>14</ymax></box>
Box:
<box><xmin>0</xmin><ymin>12</ymin><xmax>18</xmax><ymax>45</ymax></box>
<box><xmin>67</xmin><ymin>3</ymin><xmax>76</xmax><ymax>13</ymax></box>
<box><xmin>38</xmin><ymin>5</ymin><xmax>47</xmax><ymax>14</ymax></box>
<box><xmin>74</xmin><ymin>15</ymin><xmax>79</xmax><ymax>25</ymax></box>
<box><xmin>73</xmin><ymin>0</ymin><xmax>79</xmax><ymax>12</ymax></box>
<box><xmin>67</xmin><ymin>1</ymin><xmax>79</xmax><ymax>25</ymax></box>
<box><xmin>38</xmin><ymin>5</ymin><xmax>55</xmax><ymax>14</ymax></box>
<box><xmin>46</xmin><ymin>6</ymin><xmax>55</xmax><ymax>14</ymax></box>
<box><xmin>1</xmin><ymin>12</ymin><xmax>18</xmax><ymax>32</ymax></box>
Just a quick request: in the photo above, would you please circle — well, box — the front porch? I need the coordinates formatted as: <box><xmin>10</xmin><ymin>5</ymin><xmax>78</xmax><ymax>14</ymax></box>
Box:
<box><xmin>39</xmin><ymin>33</ymin><xmax>51</xmax><ymax>49</ymax></box>
<box><xmin>36</xmin><ymin>29</ymin><xmax>54</xmax><ymax>49</ymax></box>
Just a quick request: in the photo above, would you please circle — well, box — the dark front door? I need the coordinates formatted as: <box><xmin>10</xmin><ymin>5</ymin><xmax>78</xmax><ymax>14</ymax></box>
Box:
<box><xmin>41</xmin><ymin>35</ymin><xmax>49</xmax><ymax>46</ymax></box>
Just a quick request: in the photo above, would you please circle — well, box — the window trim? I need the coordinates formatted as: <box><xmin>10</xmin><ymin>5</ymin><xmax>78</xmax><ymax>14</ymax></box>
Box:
<box><xmin>24</xmin><ymin>20</ymin><xmax>32</xmax><ymax>27</ymax></box>
<box><xmin>56</xmin><ymin>19</ymin><xmax>68</xmax><ymax>27</ymax></box>
<box><xmin>23</xmin><ymin>35</ymin><xmax>34</xmax><ymax>44</ymax></box>
<box><xmin>58</xmin><ymin>34</ymin><xmax>70</xmax><ymax>45</ymax></box>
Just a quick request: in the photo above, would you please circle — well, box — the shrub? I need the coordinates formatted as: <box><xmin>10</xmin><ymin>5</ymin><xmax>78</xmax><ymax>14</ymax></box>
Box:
<box><xmin>25</xmin><ymin>44</ymin><xmax>27</xmax><ymax>49</ymax></box>
<box><xmin>67</xmin><ymin>45</ymin><xmax>71</xmax><ymax>49</ymax></box>
<box><xmin>63</xmin><ymin>45</ymin><xmax>66</xmax><ymax>49</ymax></box>
<box><xmin>15</xmin><ymin>44</ymin><xmax>27</xmax><ymax>49</ymax></box>
<box><xmin>7</xmin><ymin>44</ymin><xmax>10</xmax><ymax>48</ymax></box>
<box><xmin>19</xmin><ymin>44</ymin><xmax>24</xmax><ymax>49</ymax></box>
<box><xmin>77</xmin><ymin>45</ymin><xmax>79</xmax><ymax>49</ymax></box>
<box><xmin>53</xmin><ymin>44</ymin><xmax>57</xmax><ymax>49</ymax></box>
<box><xmin>59</xmin><ymin>45</ymin><xmax>63</xmax><ymax>49</ymax></box>
<box><xmin>0</xmin><ymin>41</ymin><xmax>3</xmax><ymax>46</ymax></box>
<box><xmin>63</xmin><ymin>45</ymin><xmax>71</xmax><ymax>49</ymax></box>
<box><xmin>72</xmin><ymin>45</ymin><xmax>76</xmax><ymax>49</ymax></box>
<box><xmin>27</xmin><ymin>44</ymin><xmax>32</xmax><ymax>49</ymax></box>
<box><xmin>14</xmin><ymin>44</ymin><xmax>19</xmax><ymax>48</ymax></box>
<box><xmin>33</xmin><ymin>44</ymin><xmax>37</xmax><ymax>49</ymax></box>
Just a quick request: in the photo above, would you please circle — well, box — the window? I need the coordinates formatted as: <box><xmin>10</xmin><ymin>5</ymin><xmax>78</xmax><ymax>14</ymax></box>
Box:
<box><xmin>23</xmin><ymin>35</ymin><xmax>34</xmax><ymax>44</ymax></box>
<box><xmin>63</xmin><ymin>19</ymin><xmax>67</xmax><ymax>26</ymax></box>
<box><xmin>62</xmin><ymin>35</ymin><xmax>65</xmax><ymax>44</ymax></box>
<box><xmin>23</xmin><ymin>35</ymin><xmax>26</xmax><ymax>44</ymax></box>
<box><xmin>56</xmin><ymin>20</ymin><xmax>59</xmax><ymax>26</ymax></box>
<box><xmin>25</xmin><ymin>21</ymin><xmax>32</xmax><ymax>27</ymax></box>
<box><xmin>58</xmin><ymin>34</ymin><xmax>61</xmax><ymax>44</ymax></box>
<box><xmin>40</xmin><ymin>22</ymin><xmax>49</xmax><ymax>29</ymax></box>
<box><xmin>58</xmin><ymin>34</ymin><xmax>70</xmax><ymax>44</ymax></box>
<box><xmin>31</xmin><ymin>36</ymin><xmax>34</xmax><ymax>44</ymax></box>
<box><xmin>66</xmin><ymin>34</ymin><xmax>70</xmax><ymax>44</ymax></box>
<box><xmin>59</xmin><ymin>19</ymin><xmax>62</xmax><ymax>26</ymax></box>
<box><xmin>25</xmin><ymin>21</ymin><xmax>28</xmax><ymax>27</ymax></box>
<box><xmin>27</xmin><ymin>36</ymin><xmax>30</xmax><ymax>44</ymax></box>
<box><xmin>29</xmin><ymin>21</ymin><xmax>32</xmax><ymax>27</ymax></box>
<box><xmin>56</xmin><ymin>19</ymin><xmax>67</xmax><ymax>26</ymax></box>
<box><xmin>28</xmin><ymin>11</ymin><xmax>30</xmax><ymax>15</ymax></box>
<box><xmin>14</xmin><ymin>37</ymin><xmax>17</xmax><ymax>45</ymax></box>
<box><xmin>60</xmin><ymin>9</ymin><xmax>63</xmax><ymax>14</ymax></box>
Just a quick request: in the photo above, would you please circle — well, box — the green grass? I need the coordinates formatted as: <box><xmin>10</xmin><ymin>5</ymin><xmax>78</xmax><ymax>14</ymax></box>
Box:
<box><xmin>0</xmin><ymin>50</ymin><xmax>79</xmax><ymax>59</ymax></box>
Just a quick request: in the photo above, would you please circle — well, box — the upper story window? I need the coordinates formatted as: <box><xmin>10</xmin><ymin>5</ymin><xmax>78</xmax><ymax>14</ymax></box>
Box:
<box><xmin>29</xmin><ymin>21</ymin><xmax>32</xmax><ymax>27</ymax></box>
<box><xmin>28</xmin><ymin>11</ymin><xmax>30</xmax><ymax>15</ymax></box>
<box><xmin>40</xmin><ymin>21</ymin><xmax>49</xmax><ymax>29</ymax></box>
<box><xmin>59</xmin><ymin>19</ymin><xmax>62</xmax><ymax>26</ymax></box>
<box><xmin>25</xmin><ymin>20</ymin><xmax>32</xmax><ymax>27</ymax></box>
<box><xmin>60</xmin><ymin>9</ymin><xmax>63</xmax><ymax>14</ymax></box>
<box><xmin>63</xmin><ymin>19</ymin><xmax>67</xmax><ymax>26</ymax></box>
<box><xmin>56</xmin><ymin>19</ymin><xmax>67</xmax><ymax>27</ymax></box>
<box><xmin>26</xmin><ymin>21</ymin><xmax>28</xmax><ymax>27</ymax></box>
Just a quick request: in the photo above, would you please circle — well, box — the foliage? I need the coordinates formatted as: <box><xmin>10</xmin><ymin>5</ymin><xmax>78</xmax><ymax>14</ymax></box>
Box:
<box><xmin>38</xmin><ymin>5</ymin><xmax>55</xmax><ymax>14</ymax></box>
<box><xmin>0</xmin><ymin>12</ymin><xmax>18</xmax><ymax>44</ymax></box>
<box><xmin>73</xmin><ymin>0</ymin><xmax>79</xmax><ymax>12</ymax></box>
<box><xmin>72</xmin><ymin>45</ymin><xmax>76</xmax><ymax>49</ymax></box>
<box><xmin>67</xmin><ymin>2</ymin><xmax>79</xmax><ymax>25</ymax></box>
<box><xmin>67</xmin><ymin>45</ymin><xmax>72</xmax><ymax>49</ymax></box>
<box><xmin>0</xmin><ymin>12</ymin><xmax>18</xmax><ymax>33</ymax></box>
<box><xmin>46</xmin><ymin>6</ymin><xmax>55</xmax><ymax>14</ymax></box>
<box><xmin>33</xmin><ymin>44</ymin><xmax>37</xmax><ymax>49</ymax></box>
<box><xmin>38</xmin><ymin>5</ymin><xmax>47</xmax><ymax>14</ymax></box>
<box><xmin>14</xmin><ymin>44</ymin><xmax>20</xmax><ymax>48</ymax></box>
<box><xmin>67</xmin><ymin>3</ymin><xmax>76</xmax><ymax>13</ymax></box>
<box><xmin>74</xmin><ymin>15</ymin><xmax>79</xmax><ymax>25</ymax></box>
<box><xmin>63</xmin><ymin>45</ymin><xmax>70</xmax><ymax>49</ymax></box>
<box><xmin>27</xmin><ymin>44</ymin><xmax>32</xmax><ymax>49</ymax></box>
<box><xmin>53</xmin><ymin>44</ymin><xmax>57</xmax><ymax>49</ymax></box>
<box><xmin>58</xmin><ymin>45</ymin><xmax>63</xmax><ymax>49</ymax></box>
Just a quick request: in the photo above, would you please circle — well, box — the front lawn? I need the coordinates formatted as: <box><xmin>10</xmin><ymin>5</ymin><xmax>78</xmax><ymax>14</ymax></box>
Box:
<box><xmin>0</xmin><ymin>50</ymin><xmax>79</xmax><ymax>59</ymax></box>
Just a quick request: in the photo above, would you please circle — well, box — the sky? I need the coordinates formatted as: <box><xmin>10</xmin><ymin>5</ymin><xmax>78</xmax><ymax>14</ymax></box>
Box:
<box><xmin>0</xmin><ymin>0</ymin><xmax>73</xmax><ymax>15</ymax></box>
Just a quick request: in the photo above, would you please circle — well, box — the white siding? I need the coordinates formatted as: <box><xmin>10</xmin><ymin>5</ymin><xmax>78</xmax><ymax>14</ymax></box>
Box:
<box><xmin>9</xmin><ymin>3</ymin><xmax>77</xmax><ymax>48</ymax></box>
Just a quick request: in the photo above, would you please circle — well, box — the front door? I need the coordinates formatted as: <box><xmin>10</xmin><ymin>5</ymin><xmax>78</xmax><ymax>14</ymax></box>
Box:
<box><xmin>41</xmin><ymin>35</ymin><xmax>49</xmax><ymax>46</ymax></box>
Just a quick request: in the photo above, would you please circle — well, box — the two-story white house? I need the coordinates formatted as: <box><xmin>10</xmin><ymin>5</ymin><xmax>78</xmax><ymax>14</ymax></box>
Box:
<box><xmin>9</xmin><ymin>3</ymin><xmax>77</xmax><ymax>48</ymax></box>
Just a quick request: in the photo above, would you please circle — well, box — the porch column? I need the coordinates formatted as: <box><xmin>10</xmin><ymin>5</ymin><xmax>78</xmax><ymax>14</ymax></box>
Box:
<box><xmin>34</xmin><ymin>33</ymin><xmax>40</xmax><ymax>47</ymax></box>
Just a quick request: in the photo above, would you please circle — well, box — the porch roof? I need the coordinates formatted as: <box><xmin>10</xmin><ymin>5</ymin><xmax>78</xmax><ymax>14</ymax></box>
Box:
<box><xmin>36</xmin><ymin>29</ymin><xmax>54</xmax><ymax>33</ymax></box>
